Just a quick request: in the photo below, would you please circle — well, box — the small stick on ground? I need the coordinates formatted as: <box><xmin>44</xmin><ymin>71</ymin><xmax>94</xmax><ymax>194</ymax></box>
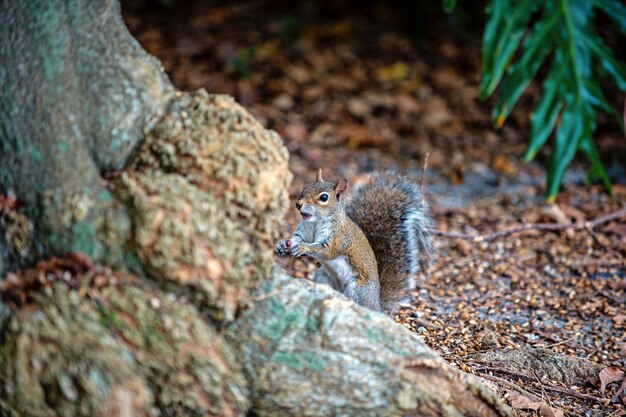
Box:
<box><xmin>478</xmin><ymin>372</ymin><xmax>542</xmax><ymax>402</ymax></box>
<box><xmin>473</xmin><ymin>366</ymin><xmax>607</xmax><ymax>403</ymax></box>
<box><xmin>431</xmin><ymin>206</ymin><xmax>626</xmax><ymax>242</ymax></box>
<box><xmin>543</xmin><ymin>334</ymin><xmax>579</xmax><ymax>349</ymax></box>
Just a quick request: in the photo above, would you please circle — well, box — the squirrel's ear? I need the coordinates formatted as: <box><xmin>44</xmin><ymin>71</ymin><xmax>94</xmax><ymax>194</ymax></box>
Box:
<box><xmin>334</xmin><ymin>178</ymin><xmax>348</xmax><ymax>200</ymax></box>
<box><xmin>316</xmin><ymin>168</ymin><xmax>323</xmax><ymax>182</ymax></box>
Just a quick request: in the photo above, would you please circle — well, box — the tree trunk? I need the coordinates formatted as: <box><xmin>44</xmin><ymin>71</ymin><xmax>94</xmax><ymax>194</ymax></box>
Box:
<box><xmin>1</xmin><ymin>0</ymin><xmax>172</xmax><ymax>273</ymax></box>
<box><xmin>0</xmin><ymin>1</ymin><xmax>512</xmax><ymax>416</ymax></box>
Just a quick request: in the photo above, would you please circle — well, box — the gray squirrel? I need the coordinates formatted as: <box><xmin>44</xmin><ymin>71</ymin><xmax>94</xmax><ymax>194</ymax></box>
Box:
<box><xmin>276</xmin><ymin>169</ymin><xmax>433</xmax><ymax>312</ymax></box>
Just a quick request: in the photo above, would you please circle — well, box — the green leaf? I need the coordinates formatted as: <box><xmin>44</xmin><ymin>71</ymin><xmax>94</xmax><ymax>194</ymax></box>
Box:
<box><xmin>443</xmin><ymin>0</ymin><xmax>457</xmax><ymax>14</ymax></box>
<box><xmin>480</xmin><ymin>0</ymin><xmax>539</xmax><ymax>99</ymax></box>
<box><xmin>583</xmin><ymin>35</ymin><xmax>626</xmax><ymax>90</ymax></box>
<box><xmin>582</xmin><ymin>78</ymin><xmax>619</xmax><ymax>119</ymax></box>
<box><xmin>546</xmin><ymin>102</ymin><xmax>588</xmax><ymax>200</ymax></box>
<box><xmin>594</xmin><ymin>0</ymin><xmax>626</xmax><ymax>34</ymax></box>
<box><xmin>481</xmin><ymin>0</ymin><xmax>624</xmax><ymax>199</ymax></box>
<box><xmin>524</xmin><ymin>55</ymin><xmax>569</xmax><ymax>161</ymax></box>
<box><xmin>579</xmin><ymin>135</ymin><xmax>613</xmax><ymax>194</ymax></box>
<box><xmin>492</xmin><ymin>8</ymin><xmax>562</xmax><ymax>126</ymax></box>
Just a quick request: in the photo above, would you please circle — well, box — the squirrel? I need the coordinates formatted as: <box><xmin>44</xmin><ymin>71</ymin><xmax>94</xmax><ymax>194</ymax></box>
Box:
<box><xmin>275</xmin><ymin>168</ymin><xmax>433</xmax><ymax>312</ymax></box>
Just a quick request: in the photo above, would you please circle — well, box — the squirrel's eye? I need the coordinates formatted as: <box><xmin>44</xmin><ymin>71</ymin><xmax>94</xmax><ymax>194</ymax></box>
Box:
<box><xmin>319</xmin><ymin>193</ymin><xmax>329</xmax><ymax>202</ymax></box>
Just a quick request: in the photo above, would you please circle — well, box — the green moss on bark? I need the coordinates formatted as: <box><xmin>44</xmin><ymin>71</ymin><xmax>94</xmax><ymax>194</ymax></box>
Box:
<box><xmin>226</xmin><ymin>273</ymin><xmax>512</xmax><ymax>417</ymax></box>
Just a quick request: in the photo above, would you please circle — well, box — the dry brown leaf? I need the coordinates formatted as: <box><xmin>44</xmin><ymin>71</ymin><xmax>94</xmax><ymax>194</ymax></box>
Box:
<box><xmin>508</xmin><ymin>390</ymin><xmax>542</xmax><ymax>410</ymax></box>
<box><xmin>603</xmin><ymin>223</ymin><xmax>626</xmax><ymax>237</ymax></box>
<box><xmin>454</xmin><ymin>239</ymin><xmax>472</xmax><ymax>256</ymax></box>
<box><xmin>283</xmin><ymin>123</ymin><xmax>308</xmax><ymax>141</ymax></box>
<box><xmin>346</xmin><ymin>97</ymin><xmax>370</xmax><ymax>118</ymax></box>
<box><xmin>615</xmin><ymin>378</ymin><xmax>626</xmax><ymax>404</ymax></box>
<box><xmin>539</xmin><ymin>403</ymin><xmax>564</xmax><ymax>417</ymax></box>
<box><xmin>422</xmin><ymin>96</ymin><xmax>452</xmax><ymax>129</ymax></box>
<box><xmin>599</xmin><ymin>367</ymin><xmax>625</xmax><ymax>394</ymax></box>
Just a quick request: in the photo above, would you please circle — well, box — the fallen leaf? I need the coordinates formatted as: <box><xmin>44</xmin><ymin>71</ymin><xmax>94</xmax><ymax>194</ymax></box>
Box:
<box><xmin>539</xmin><ymin>403</ymin><xmax>564</xmax><ymax>417</ymax></box>
<box><xmin>477</xmin><ymin>331</ymin><xmax>500</xmax><ymax>350</ymax></box>
<box><xmin>614</xmin><ymin>378</ymin><xmax>626</xmax><ymax>404</ymax></box>
<box><xmin>374</xmin><ymin>62</ymin><xmax>409</xmax><ymax>83</ymax></box>
<box><xmin>603</xmin><ymin>223</ymin><xmax>626</xmax><ymax>237</ymax></box>
<box><xmin>508</xmin><ymin>390</ymin><xmax>542</xmax><ymax>410</ymax></box>
<box><xmin>273</xmin><ymin>94</ymin><xmax>294</xmax><ymax>111</ymax></box>
<box><xmin>454</xmin><ymin>239</ymin><xmax>472</xmax><ymax>256</ymax></box>
<box><xmin>346</xmin><ymin>97</ymin><xmax>370</xmax><ymax>118</ymax></box>
<box><xmin>600</xmin><ymin>367</ymin><xmax>625</xmax><ymax>394</ymax></box>
<box><xmin>422</xmin><ymin>96</ymin><xmax>452</xmax><ymax>129</ymax></box>
<box><xmin>283</xmin><ymin>123</ymin><xmax>308</xmax><ymax>141</ymax></box>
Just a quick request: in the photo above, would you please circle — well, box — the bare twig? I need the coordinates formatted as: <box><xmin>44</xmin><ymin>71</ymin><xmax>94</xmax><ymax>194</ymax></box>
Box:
<box><xmin>543</xmin><ymin>334</ymin><xmax>579</xmax><ymax>349</ymax></box>
<box><xmin>419</xmin><ymin>152</ymin><xmax>430</xmax><ymax>205</ymax></box>
<box><xmin>478</xmin><ymin>372</ymin><xmax>542</xmax><ymax>401</ymax></box>
<box><xmin>541</xmin><ymin>384</ymin><xmax>607</xmax><ymax>403</ymax></box>
<box><xmin>412</xmin><ymin>316</ymin><xmax>442</xmax><ymax>329</ymax></box>
<box><xmin>431</xmin><ymin>206</ymin><xmax>626</xmax><ymax>242</ymax></box>
<box><xmin>532</xmin><ymin>370</ymin><xmax>551</xmax><ymax>406</ymax></box>
<box><xmin>474</xmin><ymin>366</ymin><xmax>607</xmax><ymax>403</ymax></box>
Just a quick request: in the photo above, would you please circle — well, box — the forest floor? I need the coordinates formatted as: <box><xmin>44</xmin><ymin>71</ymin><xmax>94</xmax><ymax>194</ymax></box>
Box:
<box><xmin>124</xmin><ymin>2</ymin><xmax>626</xmax><ymax>415</ymax></box>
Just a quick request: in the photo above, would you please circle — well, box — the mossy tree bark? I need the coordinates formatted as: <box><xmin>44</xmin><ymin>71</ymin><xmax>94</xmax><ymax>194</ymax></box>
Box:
<box><xmin>0</xmin><ymin>1</ymin><xmax>512</xmax><ymax>416</ymax></box>
<box><xmin>0</xmin><ymin>0</ymin><xmax>173</xmax><ymax>273</ymax></box>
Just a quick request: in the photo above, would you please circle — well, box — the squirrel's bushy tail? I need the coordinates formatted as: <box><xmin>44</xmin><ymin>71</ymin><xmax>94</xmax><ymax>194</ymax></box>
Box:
<box><xmin>345</xmin><ymin>173</ymin><xmax>433</xmax><ymax>312</ymax></box>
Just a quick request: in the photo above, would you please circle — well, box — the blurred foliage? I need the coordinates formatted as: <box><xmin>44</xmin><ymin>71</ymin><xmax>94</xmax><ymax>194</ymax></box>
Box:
<box><xmin>479</xmin><ymin>0</ymin><xmax>626</xmax><ymax>201</ymax></box>
<box><xmin>228</xmin><ymin>47</ymin><xmax>257</xmax><ymax>79</ymax></box>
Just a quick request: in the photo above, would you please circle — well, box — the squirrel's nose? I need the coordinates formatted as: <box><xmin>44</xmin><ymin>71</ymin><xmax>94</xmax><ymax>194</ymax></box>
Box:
<box><xmin>295</xmin><ymin>201</ymin><xmax>303</xmax><ymax>210</ymax></box>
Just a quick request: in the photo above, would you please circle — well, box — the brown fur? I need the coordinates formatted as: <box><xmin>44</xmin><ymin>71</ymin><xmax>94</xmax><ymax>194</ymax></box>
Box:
<box><xmin>292</xmin><ymin>179</ymin><xmax>381</xmax><ymax>310</ymax></box>
<box><xmin>277</xmin><ymin>170</ymin><xmax>432</xmax><ymax>312</ymax></box>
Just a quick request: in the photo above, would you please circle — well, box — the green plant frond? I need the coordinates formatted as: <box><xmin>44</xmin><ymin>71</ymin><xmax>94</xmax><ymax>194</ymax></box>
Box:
<box><xmin>594</xmin><ymin>0</ymin><xmax>626</xmax><ymax>34</ymax></box>
<box><xmin>580</xmin><ymin>135</ymin><xmax>613</xmax><ymax>194</ymax></box>
<box><xmin>493</xmin><ymin>8</ymin><xmax>562</xmax><ymax>127</ymax></box>
<box><xmin>525</xmin><ymin>56</ymin><xmax>569</xmax><ymax>161</ymax></box>
<box><xmin>546</xmin><ymin>102</ymin><xmax>588</xmax><ymax>200</ymax></box>
<box><xmin>582</xmin><ymin>78</ymin><xmax>619</xmax><ymax>119</ymax></box>
<box><xmin>481</xmin><ymin>0</ymin><xmax>625</xmax><ymax>199</ymax></box>
<box><xmin>583</xmin><ymin>35</ymin><xmax>626</xmax><ymax>90</ymax></box>
<box><xmin>443</xmin><ymin>0</ymin><xmax>457</xmax><ymax>14</ymax></box>
<box><xmin>480</xmin><ymin>0</ymin><xmax>540</xmax><ymax>99</ymax></box>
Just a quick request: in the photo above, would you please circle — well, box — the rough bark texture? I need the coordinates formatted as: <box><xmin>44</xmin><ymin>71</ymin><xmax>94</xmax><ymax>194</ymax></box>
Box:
<box><xmin>227</xmin><ymin>273</ymin><xmax>512</xmax><ymax>417</ymax></box>
<box><xmin>116</xmin><ymin>90</ymin><xmax>291</xmax><ymax>321</ymax></box>
<box><xmin>469</xmin><ymin>347</ymin><xmax>603</xmax><ymax>386</ymax></box>
<box><xmin>0</xmin><ymin>0</ymin><xmax>173</xmax><ymax>273</ymax></box>
<box><xmin>0</xmin><ymin>280</ymin><xmax>249</xmax><ymax>417</ymax></box>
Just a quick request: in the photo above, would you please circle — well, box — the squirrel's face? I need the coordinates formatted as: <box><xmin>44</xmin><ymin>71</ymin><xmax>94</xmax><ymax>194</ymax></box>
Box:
<box><xmin>295</xmin><ymin>179</ymin><xmax>348</xmax><ymax>222</ymax></box>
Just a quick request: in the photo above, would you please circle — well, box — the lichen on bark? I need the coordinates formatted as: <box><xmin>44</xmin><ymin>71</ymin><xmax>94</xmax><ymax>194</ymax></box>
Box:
<box><xmin>0</xmin><ymin>0</ymin><xmax>173</xmax><ymax>274</ymax></box>
<box><xmin>226</xmin><ymin>273</ymin><xmax>512</xmax><ymax>417</ymax></box>
<box><xmin>0</xmin><ymin>278</ymin><xmax>250</xmax><ymax>417</ymax></box>
<box><xmin>116</xmin><ymin>90</ymin><xmax>291</xmax><ymax>322</ymax></box>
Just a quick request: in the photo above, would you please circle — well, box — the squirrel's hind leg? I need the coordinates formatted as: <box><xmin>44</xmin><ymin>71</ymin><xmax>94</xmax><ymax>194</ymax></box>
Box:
<box><xmin>344</xmin><ymin>279</ymin><xmax>383</xmax><ymax>312</ymax></box>
<box><xmin>313</xmin><ymin>267</ymin><xmax>340</xmax><ymax>291</ymax></box>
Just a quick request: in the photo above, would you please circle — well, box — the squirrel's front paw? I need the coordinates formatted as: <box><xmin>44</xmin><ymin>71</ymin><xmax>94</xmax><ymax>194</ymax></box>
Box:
<box><xmin>289</xmin><ymin>242</ymin><xmax>305</xmax><ymax>258</ymax></box>
<box><xmin>275</xmin><ymin>239</ymin><xmax>292</xmax><ymax>256</ymax></box>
